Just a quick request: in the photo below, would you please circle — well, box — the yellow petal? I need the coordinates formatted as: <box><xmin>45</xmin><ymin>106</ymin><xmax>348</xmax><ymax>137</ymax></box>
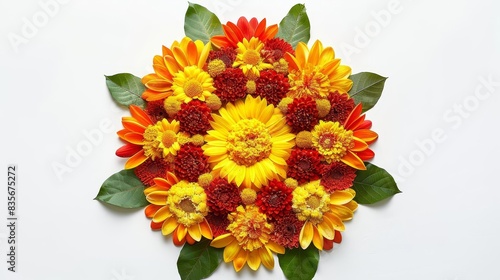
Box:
<box><xmin>247</xmin><ymin>250</ymin><xmax>261</xmax><ymax>271</ymax></box>
<box><xmin>299</xmin><ymin>221</ymin><xmax>314</xmax><ymax>249</ymax></box>
<box><xmin>200</xmin><ymin>219</ymin><xmax>213</xmax><ymax>239</ymax></box>
<box><xmin>211</xmin><ymin>233</ymin><xmax>234</xmax><ymax>248</ymax></box>
<box><xmin>161</xmin><ymin>217</ymin><xmax>178</xmax><ymax>236</ymax></box>
<box><xmin>176</xmin><ymin>223</ymin><xmax>188</xmax><ymax>242</ymax></box>
<box><xmin>146</xmin><ymin>191</ymin><xmax>168</xmax><ymax>205</ymax></box>
<box><xmin>188</xmin><ymin>224</ymin><xmax>202</xmax><ymax>241</ymax></box>
<box><xmin>259</xmin><ymin>246</ymin><xmax>275</xmax><ymax>270</ymax></box>
<box><xmin>312</xmin><ymin>226</ymin><xmax>324</xmax><ymax>250</ymax></box>
<box><xmin>330</xmin><ymin>189</ymin><xmax>355</xmax><ymax>205</ymax></box>
<box><xmin>224</xmin><ymin>240</ymin><xmax>241</xmax><ymax>262</ymax></box>
<box><xmin>152</xmin><ymin>206</ymin><xmax>171</xmax><ymax>223</ymax></box>
<box><xmin>266</xmin><ymin>241</ymin><xmax>285</xmax><ymax>254</ymax></box>
<box><xmin>324</xmin><ymin>212</ymin><xmax>345</xmax><ymax>231</ymax></box>
<box><xmin>317</xmin><ymin>218</ymin><xmax>335</xmax><ymax>240</ymax></box>
<box><xmin>330</xmin><ymin>205</ymin><xmax>354</xmax><ymax>220</ymax></box>
<box><xmin>233</xmin><ymin>248</ymin><xmax>248</xmax><ymax>272</ymax></box>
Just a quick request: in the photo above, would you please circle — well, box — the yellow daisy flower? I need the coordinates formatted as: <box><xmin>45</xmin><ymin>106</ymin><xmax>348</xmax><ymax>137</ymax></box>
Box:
<box><xmin>292</xmin><ymin>180</ymin><xmax>357</xmax><ymax>250</ymax></box>
<box><xmin>211</xmin><ymin>205</ymin><xmax>285</xmax><ymax>271</ymax></box>
<box><xmin>232</xmin><ymin>37</ymin><xmax>273</xmax><ymax>78</ymax></box>
<box><xmin>202</xmin><ymin>95</ymin><xmax>295</xmax><ymax>188</ymax></box>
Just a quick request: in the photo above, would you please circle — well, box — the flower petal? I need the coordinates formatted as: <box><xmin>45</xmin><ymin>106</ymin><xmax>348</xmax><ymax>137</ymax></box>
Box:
<box><xmin>299</xmin><ymin>221</ymin><xmax>314</xmax><ymax>249</ymax></box>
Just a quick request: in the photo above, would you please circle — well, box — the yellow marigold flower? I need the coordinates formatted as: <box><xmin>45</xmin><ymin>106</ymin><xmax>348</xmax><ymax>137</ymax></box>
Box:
<box><xmin>171</xmin><ymin>65</ymin><xmax>215</xmax><ymax>103</ymax></box>
<box><xmin>285</xmin><ymin>40</ymin><xmax>352</xmax><ymax>99</ymax></box>
<box><xmin>202</xmin><ymin>95</ymin><xmax>295</xmax><ymax>188</ymax></box>
<box><xmin>142</xmin><ymin>37</ymin><xmax>213</xmax><ymax>101</ymax></box>
<box><xmin>145</xmin><ymin>174</ymin><xmax>212</xmax><ymax>246</ymax></box>
<box><xmin>292</xmin><ymin>180</ymin><xmax>357</xmax><ymax>250</ymax></box>
<box><xmin>233</xmin><ymin>37</ymin><xmax>273</xmax><ymax>78</ymax></box>
<box><xmin>211</xmin><ymin>205</ymin><xmax>285</xmax><ymax>271</ymax></box>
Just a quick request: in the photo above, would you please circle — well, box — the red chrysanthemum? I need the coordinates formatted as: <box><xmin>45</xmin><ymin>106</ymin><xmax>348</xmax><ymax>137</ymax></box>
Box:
<box><xmin>270</xmin><ymin>210</ymin><xmax>304</xmax><ymax>249</ymax></box>
<box><xmin>256</xmin><ymin>180</ymin><xmax>293</xmax><ymax>219</ymax></box>
<box><xmin>205</xmin><ymin>212</ymin><xmax>230</xmax><ymax>238</ymax></box>
<box><xmin>208</xmin><ymin>47</ymin><xmax>237</xmax><ymax>68</ymax></box>
<box><xmin>263</xmin><ymin>38</ymin><xmax>295</xmax><ymax>63</ymax></box>
<box><xmin>286</xmin><ymin>148</ymin><xmax>322</xmax><ymax>184</ymax></box>
<box><xmin>175</xmin><ymin>100</ymin><xmax>213</xmax><ymax>135</ymax></box>
<box><xmin>320</xmin><ymin>162</ymin><xmax>357</xmax><ymax>192</ymax></box>
<box><xmin>174</xmin><ymin>144</ymin><xmax>210</xmax><ymax>182</ymax></box>
<box><xmin>286</xmin><ymin>96</ymin><xmax>320</xmax><ymax>133</ymax></box>
<box><xmin>145</xmin><ymin>100</ymin><xmax>169</xmax><ymax>123</ymax></box>
<box><xmin>205</xmin><ymin>177</ymin><xmax>242</xmax><ymax>215</ymax></box>
<box><xmin>134</xmin><ymin>158</ymin><xmax>171</xmax><ymax>186</ymax></box>
<box><xmin>213</xmin><ymin>68</ymin><xmax>248</xmax><ymax>103</ymax></box>
<box><xmin>323</xmin><ymin>230</ymin><xmax>343</xmax><ymax>250</ymax></box>
<box><xmin>323</xmin><ymin>91</ymin><xmax>355</xmax><ymax>123</ymax></box>
<box><xmin>254</xmin><ymin>70</ymin><xmax>289</xmax><ymax>105</ymax></box>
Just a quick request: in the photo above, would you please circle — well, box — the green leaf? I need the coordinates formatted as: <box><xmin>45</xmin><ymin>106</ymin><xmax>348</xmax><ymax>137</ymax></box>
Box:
<box><xmin>278</xmin><ymin>246</ymin><xmax>319</xmax><ymax>280</ymax></box>
<box><xmin>94</xmin><ymin>169</ymin><xmax>148</xmax><ymax>209</ymax></box>
<box><xmin>177</xmin><ymin>239</ymin><xmax>223</xmax><ymax>280</ymax></box>
<box><xmin>184</xmin><ymin>3</ymin><xmax>223</xmax><ymax>44</ymax></box>
<box><xmin>105</xmin><ymin>73</ymin><xmax>146</xmax><ymax>108</ymax></box>
<box><xmin>277</xmin><ymin>4</ymin><xmax>310</xmax><ymax>48</ymax></box>
<box><xmin>348</xmin><ymin>72</ymin><xmax>387</xmax><ymax>112</ymax></box>
<box><xmin>352</xmin><ymin>163</ymin><xmax>401</xmax><ymax>204</ymax></box>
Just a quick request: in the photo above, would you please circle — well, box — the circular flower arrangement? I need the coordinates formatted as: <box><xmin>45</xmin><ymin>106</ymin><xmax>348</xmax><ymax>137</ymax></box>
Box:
<box><xmin>96</xmin><ymin>3</ymin><xmax>400</xmax><ymax>279</ymax></box>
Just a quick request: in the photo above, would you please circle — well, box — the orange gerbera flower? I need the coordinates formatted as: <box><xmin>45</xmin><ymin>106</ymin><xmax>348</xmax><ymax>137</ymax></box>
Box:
<box><xmin>142</xmin><ymin>37</ymin><xmax>213</xmax><ymax>101</ymax></box>
<box><xmin>145</xmin><ymin>173</ymin><xmax>213</xmax><ymax>246</ymax></box>
<box><xmin>116</xmin><ymin>105</ymin><xmax>183</xmax><ymax>169</ymax></box>
<box><xmin>211</xmin><ymin>205</ymin><xmax>285</xmax><ymax>271</ymax></box>
<box><xmin>211</xmin><ymin>17</ymin><xmax>278</xmax><ymax>48</ymax></box>
<box><xmin>311</xmin><ymin>103</ymin><xmax>377</xmax><ymax>170</ymax></box>
<box><xmin>285</xmin><ymin>40</ymin><xmax>352</xmax><ymax>99</ymax></box>
<box><xmin>292</xmin><ymin>181</ymin><xmax>358</xmax><ymax>250</ymax></box>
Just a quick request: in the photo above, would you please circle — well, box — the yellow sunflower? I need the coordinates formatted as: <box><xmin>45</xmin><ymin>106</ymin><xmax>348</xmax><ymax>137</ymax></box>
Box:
<box><xmin>211</xmin><ymin>205</ymin><xmax>285</xmax><ymax>271</ymax></box>
<box><xmin>284</xmin><ymin>40</ymin><xmax>353</xmax><ymax>99</ymax></box>
<box><xmin>292</xmin><ymin>180</ymin><xmax>357</xmax><ymax>250</ymax></box>
<box><xmin>142</xmin><ymin>37</ymin><xmax>214</xmax><ymax>102</ymax></box>
<box><xmin>202</xmin><ymin>95</ymin><xmax>295</xmax><ymax>188</ymax></box>
<box><xmin>145</xmin><ymin>174</ymin><xmax>213</xmax><ymax>246</ymax></box>
<box><xmin>232</xmin><ymin>37</ymin><xmax>273</xmax><ymax>78</ymax></box>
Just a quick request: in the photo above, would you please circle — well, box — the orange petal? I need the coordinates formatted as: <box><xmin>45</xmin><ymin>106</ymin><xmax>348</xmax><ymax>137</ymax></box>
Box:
<box><xmin>150</xmin><ymin>221</ymin><xmax>162</xmax><ymax>230</ymax></box>
<box><xmin>351</xmin><ymin>138</ymin><xmax>369</xmax><ymax>152</ymax></box>
<box><xmin>334</xmin><ymin>230</ymin><xmax>343</xmax><ymax>243</ymax></box>
<box><xmin>145</xmin><ymin>204</ymin><xmax>162</xmax><ymax>218</ymax></box>
<box><xmin>146</xmin><ymin>190</ymin><xmax>168</xmax><ymax>205</ymax></box>
<box><xmin>341</xmin><ymin>151</ymin><xmax>366</xmax><ymax>170</ymax></box>
<box><xmin>353</xmin><ymin>129</ymin><xmax>378</xmax><ymax>143</ymax></box>
<box><xmin>200</xmin><ymin>219</ymin><xmax>213</xmax><ymax>240</ymax></box>
<box><xmin>121</xmin><ymin>132</ymin><xmax>144</xmax><ymax>145</ymax></box>
<box><xmin>299</xmin><ymin>221</ymin><xmax>314</xmax><ymax>249</ymax></box>
<box><xmin>344</xmin><ymin>103</ymin><xmax>363</xmax><ymax>129</ymax></box>
<box><xmin>176</xmin><ymin>223</ymin><xmax>188</xmax><ymax>242</ymax></box>
<box><xmin>173</xmin><ymin>227</ymin><xmax>186</xmax><ymax>246</ymax></box>
<box><xmin>130</xmin><ymin>105</ymin><xmax>153</xmax><ymax>126</ymax></box>
<box><xmin>124</xmin><ymin>150</ymin><xmax>148</xmax><ymax>169</ymax></box>
<box><xmin>323</xmin><ymin>238</ymin><xmax>334</xmax><ymax>250</ymax></box>
<box><xmin>116</xmin><ymin>143</ymin><xmax>142</xmax><ymax>158</ymax></box>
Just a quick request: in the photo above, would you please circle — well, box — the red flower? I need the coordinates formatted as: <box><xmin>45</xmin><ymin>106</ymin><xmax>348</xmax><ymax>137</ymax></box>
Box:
<box><xmin>205</xmin><ymin>177</ymin><xmax>242</xmax><ymax>215</ymax></box>
<box><xmin>286</xmin><ymin>148</ymin><xmax>322</xmax><ymax>184</ymax></box>
<box><xmin>145</xmin><ymin>100</ymin><xmax>169</xmax><ymax>123</ymax></box>
<box><xmin>213</xmin><ymin>68</ymin><xmax>248</xmax><ymax>103</ymax></box>
<box><xmin>323</xmin><ymin>91</ymin><xmax>355</xmax><ymax>123</ymax></box>
<box><xmin>286</xmin><ymin>96</ymin><xmax>319</xmax><ymax>133</ymax></box>
<box><xmin>174</xmin><ymin>144</ymin><xmax>209</xmax><ymax>182</ymax></box>
<box><xmin>208</xmin><ymin>47</ymin><xmax>237</xmax><ymax>68</ymax></box>
<box><xmin>254</xmin><ymin>70</ymin><xmax>289</xmax><ymax>105</ymax></box>
<box><xmin>320</xmin><ymin>162</ymin><xmax>357</xmax><ymax>192</ymax></box>
<box><xmin>175</xmin><ymin>100</ymin><xmax>213</xmax><ymax>135</ymax></box>
<box><xmin>205</xmin><ymin>212</ymin><xmax>230</xmax><ymax>238</ymax></box>
<box><xmin>211</xmin><ymin>17</ymin><xmax>278</xmax><ymax>48</ymax></box>
<box><xmin>270</xmin><ymin>210</ymin><xmax>304</xmax><ymax>249</ymax></box>
<box><xmin>256</xmin><ymin>180</ymin><xmax>293</xmax><ymax>219</ymax></box>
<box><xmin>134</xmin><ymin>158</ymin><xmax>172</xmax><ymax>186</ymax></box>
<box><xmin>263</xmin><ymin>38</ymin><xmax>294</xmax><ymax>63</ymax></box>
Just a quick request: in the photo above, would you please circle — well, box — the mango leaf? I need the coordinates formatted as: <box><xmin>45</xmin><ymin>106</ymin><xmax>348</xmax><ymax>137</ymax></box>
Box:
<box><xmin>184</xmin><ymin>3</ymin><xmax>223</xmax><ymax>43</ymax></box>
<box><xmin>278</xmin><ymin>246</ymin><xmax>319</xmax><ymax>280</ymax></box>
<box><xmin>105</xmin><ymin>73</ymin><xmax>146</xmax><ymax>108</ymax></box>
<box><xmin>348</xmin><ymin>72</ymin><xmax>387</xmax><ymax>113</ymax></box>
<box><xmin>94</xmin><ymin>169</ymin><xmax>148</xmax><ymax>209</ymax></box>
<box><xmin>352</xmin><ymin>163</ymin><xmax>401</xmax><ymax>204</ymax></box>
<box><xmin>177</xmin><ymin>239</ymin><xmax>223</xmax><ymax>280</ymax></box>
<box><xmin>277</xmin><ymin>4</ymin><xmax>310</xmax><ymax>48</ymax></box>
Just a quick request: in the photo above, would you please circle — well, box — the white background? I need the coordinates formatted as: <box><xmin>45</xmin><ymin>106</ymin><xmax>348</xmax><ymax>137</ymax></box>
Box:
<box><xmin>1</xmin><ymin>0</ymin><xmax>499</xmax><ymax>279</ymax></box>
